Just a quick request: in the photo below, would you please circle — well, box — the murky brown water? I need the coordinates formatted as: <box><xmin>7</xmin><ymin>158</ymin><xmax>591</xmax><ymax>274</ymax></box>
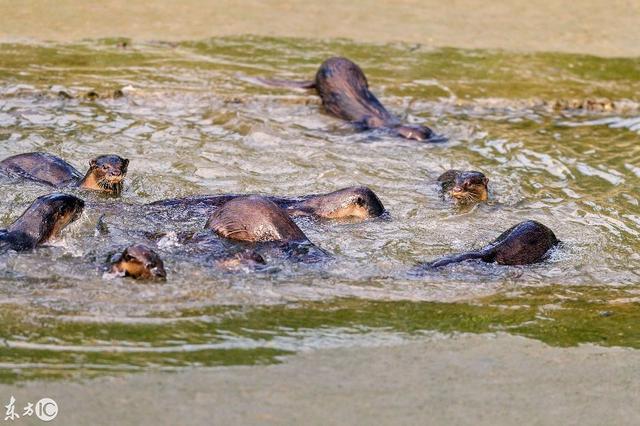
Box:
<box><xmin>0</xmin><ymin>38</ymin><xmax>638</xmax><ymax>380</ymax></box>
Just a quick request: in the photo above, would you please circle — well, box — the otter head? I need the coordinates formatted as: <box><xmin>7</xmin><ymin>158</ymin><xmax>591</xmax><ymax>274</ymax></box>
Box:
<box><xmin>81</xmin><ymin>155</ymin><xmax>129</xmax><ymax>194</ymax></box>
<box><xmin>395</xmin><ymin>125</ymin><xmax>434</xmax><ymax>141</ymax></box>
<box><xmin>7</xmin><ymin>193</ymin><xmax>84</xmax><ymax>248</ymax></box>
<box><xmin>205</xmin><ymin>196</ymin><xmax>308</xmax><ymax>243</ymax></box>
<box><xmin>450</xmin><ymin>171</ymin><xmax>489</xmax><ymax>203</ymax></box>
<box><xmin>109</xmin><ymin>244</ymin><xmax>166</xmax><ymax>280</ymax></box>
<box><xmin>289</xmin><ymin>186</ymin><xmax>385</xmax><ymax>220</ymax></box>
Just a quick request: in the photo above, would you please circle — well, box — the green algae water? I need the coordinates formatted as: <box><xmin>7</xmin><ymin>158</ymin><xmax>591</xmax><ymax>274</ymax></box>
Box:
<box><xmin>0</xmin><ymin>37</ymin><xmax>639</xmax><ymax>381</ymax></box>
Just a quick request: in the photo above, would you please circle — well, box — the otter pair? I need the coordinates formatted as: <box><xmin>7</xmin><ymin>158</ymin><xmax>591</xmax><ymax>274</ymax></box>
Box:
<box><xmin>0</xmin><ymin>193</ymin><xmax>161</xmax><ymax>278</ymax></box>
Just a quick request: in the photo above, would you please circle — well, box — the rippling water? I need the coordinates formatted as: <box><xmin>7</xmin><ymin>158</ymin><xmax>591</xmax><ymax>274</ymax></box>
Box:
<box><xmin>0</xmin><ymin>37</ymin><xmax>639</xmax><ymax>380</ymax></box>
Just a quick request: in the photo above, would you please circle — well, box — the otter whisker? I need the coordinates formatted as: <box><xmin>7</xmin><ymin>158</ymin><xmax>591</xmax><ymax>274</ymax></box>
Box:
<box><xmin>97</xmin><ymin>177</ymin><xmax>123</xmax><ymax>194</ymax></box>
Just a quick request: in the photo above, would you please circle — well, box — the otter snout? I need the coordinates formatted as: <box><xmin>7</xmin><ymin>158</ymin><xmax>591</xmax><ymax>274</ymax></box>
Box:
<box><xmin>149</xmin><ymin>264</ymin><xmax>167</xmax><ymax>279</ymax></box>
<box><xmin>450</xmin><ymin>186</ymin><xmax>467</xmax><ymax>199</ymax></box>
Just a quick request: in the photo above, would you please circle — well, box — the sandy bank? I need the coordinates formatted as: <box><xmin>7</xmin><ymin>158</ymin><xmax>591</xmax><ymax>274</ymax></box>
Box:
<box><xmin>0</xmin><ymin>0</ymin><xmax>639</xmax><ymax>57</ymax></box>
<box><xmin>2</xmin><ymin>333</ymin><xmax>639</xmax><ymax>425</ymax></box>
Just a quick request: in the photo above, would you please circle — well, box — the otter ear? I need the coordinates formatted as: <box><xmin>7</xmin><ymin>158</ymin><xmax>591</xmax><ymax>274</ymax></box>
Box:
<box><xmin>483</xmin><ymin>177</ymin><xmax>489</xmax><ymax>186</ymax></box>
<box><xmin>89</xmin><ymin>159</ymin><xmax>97</xmax><ymax>169</ymax></box>
<box><xmin>108</xmin><ymin>251</ymin><xmax>123</xmax><ymax>264</ymax></box>
<box><xmin>123</xmin><ymin>159</ymin><xmax>129</xmax><ymax>168</ymax></box>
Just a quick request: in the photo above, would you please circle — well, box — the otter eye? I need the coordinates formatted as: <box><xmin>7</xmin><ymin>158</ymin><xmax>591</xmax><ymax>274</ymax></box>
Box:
<box><xmin>102</xmin><ymin>165</ymin><xmax>109</xmax><ymax>170</ymax></box>
<box><xmin>123</xmin><ymin>253</ymin><xmax>134</xmax><ymax>262</ymax></box>
<box><xmin>355</xmin><ymin>197</ymin><xmax>365</xmax><ymax>206</ymax></box>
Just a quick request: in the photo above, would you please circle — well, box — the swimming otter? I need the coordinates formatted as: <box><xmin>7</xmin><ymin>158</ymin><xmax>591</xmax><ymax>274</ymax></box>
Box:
<box><xmin>0</xmin><ymin>193</ymin><xmax>84</xmax><ymax>251</ymax></box>
<box><xmin>424</xmin><ymin>220</ymin><xmax>559</xmax><ymax>268</ymax></box>
<box><xmin>205</xmin><ymin>196</ymin><xmax>328</xmax><ymax>263</ymax></box>
<box><xmin>258</xmin><ymin>57</ymin><xmax>439</xmax><ymax>141</ymax></box>
<box><xmin>276</xmin><ymin>186</ymin><xmax>385</xmax><ymax>220</ymax></box>
<box><xmin>206</xmin><ymin>196</ymin><xmax>308</xmax><ymax>243</ymax></box>
<box><xmin>108</xmin><ymin>244</ymin><xmax>167</xmax><ymax>280</ymax></box>
<box><xmin>148</xmin><ymin>186</ymin><xmax>385</xmax><ymax>221</ymax></box>
<box><xmin>0</xmin><ymin>152</ymin><xmax>129</xmax><ymax>195</ymax></box>
<box><xmin>437</xmin><ymin>170</ymin><xmax>489</xmax><ymax>203</ymax></box>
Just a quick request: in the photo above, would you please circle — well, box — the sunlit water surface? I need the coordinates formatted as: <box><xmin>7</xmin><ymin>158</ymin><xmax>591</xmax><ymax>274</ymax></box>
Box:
<box><xmin>0</xmin><ymin>38</ymin><xmax>639</xmax><ymax>380</ymax></box>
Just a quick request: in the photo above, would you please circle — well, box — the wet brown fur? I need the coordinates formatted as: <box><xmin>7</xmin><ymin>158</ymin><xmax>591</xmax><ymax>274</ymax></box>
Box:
<box><xmin>205</xmin><ymin>196</ymin><xmax>308</xmax><ymax>243</ymax></box>
<box><xmin>427</xmin><ymin>220</ymin><xmax>559</xmax><ymax>268</ymax></box>
<box><xmin>437</xmin><ymin>170</ymin><xmax>489</xmax><ymax>204</ymax></box>
<box><xmin>150</xmin><ymin>186</ymin><xmax>385</xmax><ymax>221</ymax></box>
<box><xmin>283</xmin><ymin>186</ymin><xmax>385</xmax><ymax>219</ymax></box>
<box><xmin>259</xmin><ymin>57</ymin><xmax>434</xmax><ymax>140</ymax></box>
<box><xmin>0</xmin><ymin>152</ymin><xmax>128</xmax><ymax>195</ymax></box>
<box><xmin>109</xmin><ymin>244</ymin><xmax>166</xmax><ymax>280</ymax></box>
<box><xmin>1</xmin><ymin>193</ymin><xmax>84</xmax><ymax>251</ymax></box>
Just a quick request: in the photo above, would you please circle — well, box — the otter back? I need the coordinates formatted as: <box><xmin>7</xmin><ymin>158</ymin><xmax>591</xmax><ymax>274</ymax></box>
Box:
<box><xmin>314</xmin><ymin>57</ymin><xmax>395</xmax><ymax>127</ymax></box>
<box><xmin>481</xmin><ymin>220</ymin><xmax>559</xmax><ymax>265</ymax></box>
<box><xmin>205</xmin><ymin>196</ymin><xmax>308</xmax><ymax>243</ymax></box>
<box><xmin>0</xmin><ymin>152</ymin><xmax>82</xmax><ymax>187</ymax></box>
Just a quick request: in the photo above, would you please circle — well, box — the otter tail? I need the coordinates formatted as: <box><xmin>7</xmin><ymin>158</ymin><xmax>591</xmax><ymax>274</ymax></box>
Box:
<box><xmin>425</xmin><ymin>251</ymin><xmax>485</xmax><ymax>268</ymax></box>
<box><xmin>253</xmin><ymin>77</ymin><xmax>316</xmax><ymax>90</ymax></box>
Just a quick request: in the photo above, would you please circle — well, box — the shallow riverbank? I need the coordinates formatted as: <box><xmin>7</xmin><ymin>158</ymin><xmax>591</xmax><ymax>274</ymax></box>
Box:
<box><xmin>0</xmin><ymin>0</ymin><xmax>639</xmax><ymax>57</ymax></box>
<box><xmin>2</xmin><ymin>333</ymin><xmax>639</xmax><ymax>426</ymax></box>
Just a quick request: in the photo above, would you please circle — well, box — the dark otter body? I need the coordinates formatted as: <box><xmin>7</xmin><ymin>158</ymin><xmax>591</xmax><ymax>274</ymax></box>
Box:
<box><xmin>0</xmin><ymin>152</ymin><xmax>129</xmax><ymax>195</ymax></box>
<box><xmin>148</xmin><ymin>186</ymin><xmax>385</xmax><ymax>221</ymax></box>
<box><xmin>437</xmin><ymin>170</ymin><xmax>489</xmax><ymax>204</ymax></box>
<box><xmin>259</xmin><ymin>57</ymin><xmax>439</xmax><ymax>141</ymax></box>
<box><xmin>0</xmin><ymin>193</ymin><xmax>84</xmax><ymax>251</ymax></box>
<box><xmin>146</xmin><ymin>229</ymin><xmax>270</xmax><ymax>270</ymax></box>
<box><xmin>136</xmin><ymin>196</ymin><xmax>324</xmax><ymax>267</ymax></box>
<box><xmin>204</xmin><ymin>196</ymin><xmax>327</xmax><ymax>263</ymax></box>
<box><xmin>425</xmin><ymin>220</ymin><xmax>559</xmax><ymax>268</ymax></box>
<box><xmin>206</xmin><ymin>196</ymin><xmax>308</xmax><ymax>243</ymax></box>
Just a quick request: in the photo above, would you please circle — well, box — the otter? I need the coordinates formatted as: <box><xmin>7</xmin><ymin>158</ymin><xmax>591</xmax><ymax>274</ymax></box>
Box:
<box><xmin>437</xmin><ymin>170</ymin><xmax>489</xmax><ymax>204</ymax></box>
<box><xmin>206</xmin><ymin>196</ymin><xmax>308</xmax><ymax>243</ymax></box>
<box><xmin>276</xmin><ymin>186</ymin><xmax>385</xmax><ymax>220</ymax></box>
<box><xmin>0</xmin><ymin>193</ymin><xmax>84</xmax><ymax>251</ymax></box>
<box><xmin>108</xmin><ymin>244</ymin><xmax>167</xmax><ymax>280</ymax></box>
<box><xmin>257</xmin><ymin>57</ymin><xmax>439</xmax><ymax>141</ymax></box>
<box><xmin>424</xmin><ymin>220</ymin><xmax>559</xmax><ymax>268</ymax></box>
<box><xmin>0</xmin><ymin>152</ymin><xmax>129</xmax><ymax>195</ymax></box>
<box><xmin>148</xmin><ymin>186</ymin><xmax>385</xmax><ymax>221</ymax></box>
<box><xmin>204</xmin><ymin>196</ymin><xmax>327</xmax><ymax>263</ymax></box>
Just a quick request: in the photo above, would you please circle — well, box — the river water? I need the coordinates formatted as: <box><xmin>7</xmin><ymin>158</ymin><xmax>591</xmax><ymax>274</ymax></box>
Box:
<box><xmin>0</xmin><ymin>37</ymin><xmax>638</xmax><ymax>381</ymax></box>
